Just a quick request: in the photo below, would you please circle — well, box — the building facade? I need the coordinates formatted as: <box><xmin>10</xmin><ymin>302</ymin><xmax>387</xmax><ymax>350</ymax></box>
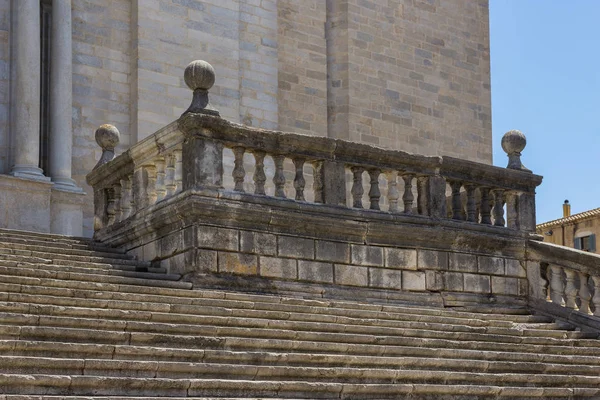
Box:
<box><xmin>0</xmin><ymin>0</ymin><xmax>492</xmax><ymax>236</ymax></box>
<box><xmin>537</xmin><ymin>201</ymin><xmax>599</xmax><ymax>254</ymax></box>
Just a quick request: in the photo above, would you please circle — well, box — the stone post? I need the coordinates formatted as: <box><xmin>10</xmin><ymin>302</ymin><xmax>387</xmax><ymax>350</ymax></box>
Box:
<box><xmin>315</xmin><ymin>161</ymin><xmax>346</xmax><ymax>206</ymax></box>
<box><xmin>180</xmin><ymin>60</ymin><xmax>223</xmax><ymax>190</ymax></box>
<box><xmin>11</xmin><ymin>0</ymin><xmax>47</xmax><ymax>179</ymax></box>
<box><xmin>49</xmin><ymin>0</ymin><xmax>80</xmax><ymax>191</ymax></box>
<box><xmin>502</xmin><ymin>130</ymin><xmax>536</xmax><ymax>233</ymax></box>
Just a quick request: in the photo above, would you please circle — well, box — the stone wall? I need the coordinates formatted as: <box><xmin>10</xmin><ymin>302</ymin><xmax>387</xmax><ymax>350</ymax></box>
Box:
<box><xmin>1</xmin><ymin>0</ymin><xmax>492</xmax><ymax>237</ymax></box>
<box><xmin>0</xmin><ymin>0</ymin><xmax>9</xmax><ymax>174</ymax></box>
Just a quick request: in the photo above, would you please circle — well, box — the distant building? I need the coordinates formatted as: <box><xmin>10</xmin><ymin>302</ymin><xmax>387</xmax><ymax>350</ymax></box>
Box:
<box><xmin>536</xmin><ymin>200</ymin><xmax>598</xmax><ymax>253</ymax></box>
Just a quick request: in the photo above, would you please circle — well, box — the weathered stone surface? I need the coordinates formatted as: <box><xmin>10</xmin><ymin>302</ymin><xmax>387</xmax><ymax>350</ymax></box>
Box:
<box><xmin>418</xmin><ymin>250</ymin><xmax>448</xmax><ymax>271</ymax></box>
<box><xmin>218</xmin><ymin>252</ymin><xmax>258</xmax><ymax>275</ymax></box>
<box><xmin>444</xmin><ymin>272</ymin><xmax>464</xmax><ymax>292</ymax></box>
<box><xmin>298</xmin><ymin>260</ymin><xmax>333</xmax><ymax>283</ymax></box>
<box><xmin>240</xmin><ymin>231</ymin><xmax>277</xmax><ymax>256</ymax></box>
<box><xmin>278</xmin><ymin>236</ymin><xmax>314</xmax><ymax>260</ymax></box>
<box><xmin>369</xmin><ymin>268</ymin><xmax>402</xmax><ymax>290</ymax></box>
<box><xmin>197</xmin><ymin>226</ymin><xmax>238</xmax><ymax>251</ymax></box>
<box><xmin>259</xmin><ymin>257</ymin><xmax>297</xmax><ymax>280</ymax></box>
<box><xmin>449</xmin><ymin>253</ymin><xmax>478</xmax><ymax>273</ymax></box>
<box><xmin>402</xmin><ymin>271</ymin><xmax>426</xmax><ymax>291</ymax></box>
<box><xmin>464</xmin><ymin>274</ymin><xmax>491</xmax><ymax>294</ymax></box>
<box><xmin>506</xmin><ymin>258</ymin><xmax>527</xmax><ymax>278</ymax></box>
<box><xmin>385</xmin><ymin>248</ymin><xmax>417</xmax><ymax>270</ymax></box>
<box><xmin>316</xmin><ymin>240</ymin><xmax>349</xmax><ymax>264</ymax></box>
<box><xmin>492</xmin><ymin>276</ymin><xmax>518</xmax><ymax>296</ymax></box>
<box><xmin>334</xmin><ymin>264</ymin><xmax>368</xmax><ymax>287</ymax></box>
<box><xmin>351</xmin><ymin>245</ymin><xmax>383</xmax><ymax>267</ymax></box>
<box><xmin>478</xmin><ymin>256</ymin><xmax>505</xmax><ymax>275</ymax></box>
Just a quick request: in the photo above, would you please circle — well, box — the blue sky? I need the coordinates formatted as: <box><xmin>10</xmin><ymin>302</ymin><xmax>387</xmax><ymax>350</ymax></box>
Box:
<box><xmin>490</xmin><ymin>1</ymin><xmax>600</xmax><ymax>223</ymax></box>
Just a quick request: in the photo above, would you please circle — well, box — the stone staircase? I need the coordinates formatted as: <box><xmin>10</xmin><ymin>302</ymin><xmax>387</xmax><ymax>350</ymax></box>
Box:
<box><xmin>0</xmin><ymin>229</ymin><xmax>600</xmax><ymax>398</ymax></box>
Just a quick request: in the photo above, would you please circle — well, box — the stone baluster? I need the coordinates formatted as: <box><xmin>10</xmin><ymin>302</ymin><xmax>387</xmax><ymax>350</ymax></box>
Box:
<box><xmin>155</xmin><ymin>158</ymin><xmax>167</xmax><ymax>202</ymax></box>
<box><xmin>350</xmin><ymin>167</ymin><xmax>365</xmax><ymax>208</ymax></box>
<box><xmin>313</xmin><ymin>161</ymin><xmax>324</xmax><ymax>204</ymax></box>
<box><xmin>479</xmin><ymin>187</ymin><xmax>492</xmax><ymax>225</ymax></box>
<box><xmin>165</xmin><ymin>154</ymin><xmax>177</xmax><ymax>198</ymax></box>
<box><xmin>232</xmin><ymin>147</ymin><xmax>246</xmax><ymax>192</ymax></box>
<box><xmin>492</xmin><ymin>189</ymin><xmax>505</xmax><ymax>227</ymax></box>
<box><xmin>273</xmin><ymin>155</ymin><xmax>286</xmax><ymax>198</ymax></box>
<box><xmin>386</xmin><ymin>172</ymin><xmax>399</xmax><ymax>213</ymax></box>
<box><xmin>416</xmin><ymin>176</ymin><xmax>428</xmax><ymax>216</ymax></box>
<box><xmin>450</xmin><ymin>180</ymin><xmax>464</xmax><ymax>220</ymax></box>
<box><xmin>465</xmin><ymin>184</ymin><xmax>477</xmax><ymax>223</ymax></box>
<box><xmin>540</xmin><ymin>263</ymin><xmax>549</xmax><ymax>301</ymax></box>
<box><xmin>549</xmin><ymin>265</ymin><xmax>565</xmax><ymax>306</ymax></box>
<box><xmin>563</xmin><ymin>268</ymin><xmax>578</xmax><ymax>309</ymax></box>
<box><xmin>112</xmin><ymin>183</ymin><xmax>122</xmax><ymax>222</ymax></box>
<box><xmin>174</xmin><ymin>149</ymin><xmax>183</xmax><ymax>194</ymax></box>
<box><xmin>106</xmin><ymin>188</ymin><xmax>117</xmax><ymax>226</ymax></box>
<box><xmin>253</xmin><ymin>151</ymin><xmax>267</xmax><ymax>195</ymax></box>
<box><xmin>293</xmin><ymin>158</ymin><xmax>306</xmax><ymax>201</ymax></box>
<box><xmin>578</xmin><ymin>271</ymin><xmax>592</xmax><ymax>315</ymax></box>
<box><xmin>120</xmin><ymin>176</ymin><xmax>133</xmax><ymax>220</ymax></box>
<box><xmin>133</xmin><ymin>165</ymin><xmax>157</xmax><ymax>210</ymax></box>
<box><xmin>368</xmin><ymin>169</ymin><xmax>381</xmax><ymax>210</ymax></box>
<box><xmin>402</xmin><ymin>174</ymin><xmax>415</xmax><ymax>214</ymax></box>
<box><xmin>592</xmin><ymin>276</ymin><xmax>600</xmax><ymax>317</ymax></box>
<box><xmin>505</xmin><ymin>191</ymin><xmax>518</xmax><ymax>229</ymax></box>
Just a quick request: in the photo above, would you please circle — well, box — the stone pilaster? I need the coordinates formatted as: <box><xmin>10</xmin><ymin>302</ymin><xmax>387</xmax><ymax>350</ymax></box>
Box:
<box><xmin>49</xmin><ymin>0</ymin><xmax>80</xmax><ymax>191</ymax></box>
<box><xmin>11</xmin><ymin>0</ymin><xmax>47</xmax><ymax>180</ymax></box>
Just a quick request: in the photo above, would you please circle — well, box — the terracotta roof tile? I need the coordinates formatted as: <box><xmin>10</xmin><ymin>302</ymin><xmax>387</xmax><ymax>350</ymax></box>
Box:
<box><xmin>536</xmin><ymin>207</ymin><xmax>600</xmax><ymax>230</ymax></box>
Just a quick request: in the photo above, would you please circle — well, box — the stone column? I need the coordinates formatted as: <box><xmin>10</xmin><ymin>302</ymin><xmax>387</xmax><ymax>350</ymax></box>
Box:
<box><xmin>11</xmin><ymin>0</ymin><xmax>47</xmax><ymax>179</ymax></box>
<box><xmin>49</xmin><ymin>0</ymin><xmax>80</xmax><ymax>191</ymax></box>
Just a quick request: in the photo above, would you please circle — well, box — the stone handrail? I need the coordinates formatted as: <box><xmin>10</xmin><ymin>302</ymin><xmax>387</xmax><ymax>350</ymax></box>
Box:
<box><xmin>87</xmin><ymin>60</ymin><xmax>542</xmax><ymax>237</ymax></box>
<box><xmin>527</xmin><ymin>240</ymin><xmax>600</xmax><ymax>320</ymax></box>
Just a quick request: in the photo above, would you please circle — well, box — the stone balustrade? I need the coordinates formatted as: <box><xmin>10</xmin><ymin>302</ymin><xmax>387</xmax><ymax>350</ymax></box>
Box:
<box><xmin>527</xmin><ymin>240</ymin><xmax>600</xmax><ymax>327</ymax></box>
<box><xmin>86</xmin><ymin>60</ymin><xmax>545</xmax><ymax>306</ymax></box>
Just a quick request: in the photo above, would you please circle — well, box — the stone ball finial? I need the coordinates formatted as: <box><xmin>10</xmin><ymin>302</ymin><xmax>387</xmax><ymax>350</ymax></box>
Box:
<box><xmin>182</xmin><ymin>60</ymin><xmax>220</xmax><ymax>117</ymax></box>
<box><xmin>501</xmin><ymin>129</ymin><xmax>531</xmax><ymax>172</ymax></box>
<box><xmin>93</xmin><ymin>124</ymin><xmax>120</xmax><ymax>170</ymax></box>
<box><xmin>95</xmin><ymin>124</ymin><xmax>120</xmax><ymax>151</ymax></box>
<box><xmin>184</xmin><ymin>60</ymin><xmax>216</xmax><ymax>91</ymax></box>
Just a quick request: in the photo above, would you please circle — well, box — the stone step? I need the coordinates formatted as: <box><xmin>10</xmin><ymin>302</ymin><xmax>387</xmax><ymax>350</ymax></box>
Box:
<box><xmin>3</xmin><ymin>356</ymin><xmax>600</xmax><ymax>386</ymax></box>
<box><xmin>0</xmin><ymin>229</ymin><xmax>98</xmax><ymax>246</ymax></box>
<box><xmin>2</xmin><ymin>290</ymin><xmax>564</xmax><ymax>338</ymax></box>
<box><xmin>0</xmin><ymin>234</ymin><xmax>126</xmax><ymax>254</ymax></box>
<box><xmin>0</xmin><ymin>248</ymin><xmax>148</xmax><ymax>267</ymax></box>
<box><xmin>0</xmin><ymin>271</ymin><xmax>553</xmax><ymax>326</ymax></box>
<box><xmin>0</xmin><ymin>241</ymin><xmax>133</xmax><ymax>260</ymax></box>
<box><xmin>0</xmin><ymin>263</ymin><xmax>176</xmax><ymax>282</ymax></box>
<box><xmin>0</xmin><ymin>270</ymin><xmax>191</xmax><ymax>291</ymax></box>
<box><xmin>4</xmin><ymin>339</ymin><xmax>600</xmax><ymax>369</ymax></box>
<box><xmin>0</xmin><ymin>374</ymin><xmax>599</xmax><ymax>398</ymax></box>
<box><xmin>0</xmin><ymin>301</ymin><xmax>586</xmax><ymax>343</ymax></box>
<box><xmin>2</xmin><ymin>322</ymin><xmax>600</xmax><ymax>358</ymax></box>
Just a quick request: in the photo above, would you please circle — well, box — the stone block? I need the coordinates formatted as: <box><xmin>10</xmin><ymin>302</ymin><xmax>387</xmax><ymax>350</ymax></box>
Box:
<box><xmin>0</xmin><ymin>175</ymin><xmax>52</xmax><ymax>233</ymax></box>
<box><xmin>385</xmin><ymin>248</ymin><xmax>417</xmax><ymax>270</ymax></box>
<box><xmin>197</xmin><ymin>225</ymin><xmax>238</xmax><ymax>251</ymax></box>
<box><xmin>259</xmin><ymin>257</ymin><xmax>297</xmax><ymax>280</ymax></box>
<box><xmin>418</xmin><ymin>250</ymin><xmax>448</xmax><ymax>271</ymax></box>
<box><xmin>478</xmin><ymin>256</ymin><xmax>505</xmax><ymax>275</ymax></box>
<box><xmin>505</xmin><ymin>259</ymin><xmax>526</xmax><ymax>278</ymax></box>
<box><xmin>278</xmin><ymin>236</ymin><xmax>314</xmax><ymax>259</ymax></box>
<box><xmin>334</xmin><ymin>264</ymin><xmax>368</xmax><ymax>287</ymax></box>
<box><xmin>464</xmin><ymin>273</ymin><xmax>491</xmax><ymax>294</ymax></box>
<box><xmin>351</xmin><ymin>245</ymin><xmax>383</xmax><ymax>267</ymax></box>
<box><xmin>449</xmin><ymin>253</ymin><xmax>477</xmax><ymax>273</ymax></box>
<box><xmin>491</xmin><ymin>276</ymin><xmax>518</xmax><ymax>296</ymax></box>
<box><xmin>50</xmin><ymin>188</ymin><xmax>84</xmax><ymax>236</ymax></box>
<box><xmin>218</xmin><ymin>252</ymin><xmax>258</xmax><ymax>275</ymax></box>
<box><xmin>298</xmin><ymin>260</ymin><xmax>333</xmax><ymax>283</ymax></box>
<box><xmin>316</xmin><ymin>240</ymin><xmax>350</xmax><ymax>263</ymax></box>
<box><xmin>425</xmin><ymin>271</ymin><xmax>444</xmax><ymax>291</ymax></box>
<box><xmin>369</xmin><ymin>268</ymin><xmax>402</xmax><ymax>290</ymax></box>
<box><xmin>402</xmin><ymin>271</ymin><xmax>426</xmax><ymax>291</ymax></box>
<box><xmin>166</xmin><ymin>248</ymin><xmax>217</xmax><ymax>275</ymax></box>
<box><xmin>240</xmin><ymin>230</ymin><xmax>277</xmax><ymax>256</ymax></box>
<box><xmin>518</xmin><ymin>278</ymin><xmax>529</xmax><ymax>296</ymax></box>
<box><xmin>444</xmin><ymin>272</ymin><xmax>464</xmax><ymax>292</ymax></box>
<box><xmin>159</xmin><ymin>230</ymin><xmax>184</xmax><ymax>258</ymax></box>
